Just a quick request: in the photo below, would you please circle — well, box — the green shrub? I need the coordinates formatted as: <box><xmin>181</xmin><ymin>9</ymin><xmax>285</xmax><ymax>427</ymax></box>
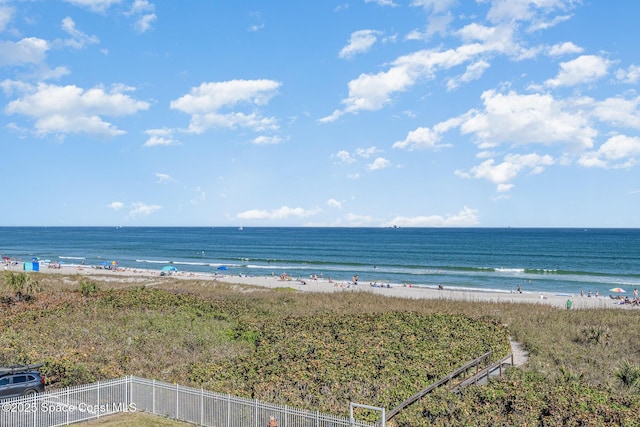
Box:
<box><xmin>78</xmin><ymin>279</ymin><xmax>100</xmax><ymax>296</ymax></box>
<box><xmin>615</xmin><ymin>360</ymin><xmax>640</xmax><ymax>391</ymax></box>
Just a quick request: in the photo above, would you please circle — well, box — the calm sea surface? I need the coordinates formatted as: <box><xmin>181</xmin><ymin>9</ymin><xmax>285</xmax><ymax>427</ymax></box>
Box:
<box><xmin>1</xmin><ymin>227</ymin><xmax>639</xmax><ymax>295</ymax></box>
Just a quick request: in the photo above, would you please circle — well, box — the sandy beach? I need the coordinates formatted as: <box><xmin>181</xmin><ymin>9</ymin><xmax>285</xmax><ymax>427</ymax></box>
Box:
<box><xmin>6</xmin><ymin>261</ymin><xmax>636</xmax><ymax>310</ymax></box>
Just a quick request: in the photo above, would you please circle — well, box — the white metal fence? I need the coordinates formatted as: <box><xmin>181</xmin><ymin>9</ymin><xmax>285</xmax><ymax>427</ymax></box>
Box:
<box><xmin>0</xmin><ymin>376</ymin><xmax>378</xmax><ymax>427</ymax></box>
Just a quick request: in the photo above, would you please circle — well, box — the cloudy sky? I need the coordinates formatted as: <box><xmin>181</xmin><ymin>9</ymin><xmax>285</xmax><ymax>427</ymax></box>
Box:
<box><xmin>1</xmin><ymin>0</ymin><xmax>639</xmax><ymax>227</ymax></box>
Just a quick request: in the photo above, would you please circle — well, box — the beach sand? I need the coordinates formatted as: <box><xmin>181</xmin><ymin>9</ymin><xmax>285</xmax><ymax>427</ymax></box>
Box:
<box><xmin>7</xmin><ymin>261</ymin><xmax>634</xmax><ymax>310</ymax></box>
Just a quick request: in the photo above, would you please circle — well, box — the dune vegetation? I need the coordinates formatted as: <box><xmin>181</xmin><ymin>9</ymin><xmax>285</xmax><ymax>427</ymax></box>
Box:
<box><xmin>1</xmin><ymin>271</ymin><xmax>640</xmax><ymax>426</ymax></box>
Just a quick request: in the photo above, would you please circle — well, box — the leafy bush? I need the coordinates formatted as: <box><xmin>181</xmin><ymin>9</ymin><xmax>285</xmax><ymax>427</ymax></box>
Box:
<box><xmin>1</xmin><ymin>271</ymin><xmax>41</xmax><ymax>297</ymax></box>
<box><xmin>78</xmin><ymin>279</ymin><xmax>100</xmax><ymax>296</ymax></box>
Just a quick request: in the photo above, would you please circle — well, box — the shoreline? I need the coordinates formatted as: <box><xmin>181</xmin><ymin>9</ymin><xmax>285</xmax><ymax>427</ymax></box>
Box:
<box><xmin>4</xmin><ymin>261</ymin><xmax>636</xmax><ymax>310</ymax></box>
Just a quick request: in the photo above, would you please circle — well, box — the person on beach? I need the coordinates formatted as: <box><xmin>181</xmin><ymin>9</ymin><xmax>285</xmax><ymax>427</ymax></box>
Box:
<box><xmin>268</xmin><ymin>415</ymin><xmax>278</xmax><ymax>427</ymax></box>
<box><xmin>517</xmin><ymin>284</ymin><xmax>522</xmax><ymax>294</ymax></box>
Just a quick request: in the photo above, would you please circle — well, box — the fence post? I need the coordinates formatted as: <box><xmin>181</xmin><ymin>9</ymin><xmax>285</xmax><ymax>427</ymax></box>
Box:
<box><xmin>227</xmin><ymin>393</ymin><xmax>231</xmax><ymax>427</ymax></box>
<box><xmin>32</xmin><ymin>393</ymin><xmax>36</xmax><ymax>427</ymax></box>
<box><xmin>200</xmin><ymin>387</ymin><xmax>204</xmax><ymax>426</ymax></box>
<box><xmin>176</xmin><ymin>383</ymin><xmax>179</xmax><ymax>421</ymax></box>
<box><xmin>254</xmin><ymin>398</ymin><xmax>258</xmax><ymax>427</ymax></box>
<box><xmin>283</xmin><ymin>404</ymin><xmax>287</xmax><ymax>427</ymax></box>
<box><xmin>66</xmin><ymin>386</ymin><xmax>70</xmax><ymax>425</ymax></box>
<box><xmin>152</xmin><ymin>379</ymin><xmax>156</xmax><ymax>415</ymax></box>
<box><xmin>97</xmin><ymin>380</ymin><xmax>100</xmax><ymax>419</ymax></box>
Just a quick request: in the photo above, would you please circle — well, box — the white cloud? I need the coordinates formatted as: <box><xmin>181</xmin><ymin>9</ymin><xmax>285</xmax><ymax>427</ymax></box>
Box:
<box><xmin>592</xmin><ymin>96</ymin><xmax>640</xmax><ymax>129</ymax></box>
<box><xmin>456</xmin><ymin>153</ymin><xmax>554</xmax><ymax>190</ymax></box>
<box><xmin>60</xmin><ymin>16</ymin><xmax>99</xmax><ymax>49</ymax></box>
<box><xmin>5</xmin><ymin>83</ymin><xmax>150</xmax><ymax>138</ymax></box>
<box><xmin>548</xmin><ymin>41</ymin><xmax>583</xmax><ymax>56</ymax></box>
<box><xmin>129</xmin><ymin>202</ymin><xmax>161</xmax><ymax>218</ymax></box>
<box><xmin>579</xmin><ymin>135</ymin><xmax>640</xmax><ymax>169</ymax></box>
<box><xmin>320</xmin><ymin>24</ymin><xmax>522</xmax><ymax>122</ymax></box>
<box><xmin>381</xmin><ymin>206</ymin><xmax>479</xmax><ymax>227</ymax></box>
<box><xmin>236</xmin><ymin>206</ymin><xmax>321</xmax><ymax>220</ymax></box>
<box><xmin>171</xmin><ymin>80</ymin><xmax>281</xmax><ymax>113</ymax></box>
<box><xmin>544</xmin><ymin>55</ymin><xmax>610</xmax><ymax>88</ymax></box>
<box><xmin>410</xmin><ymin>0</ymin><xmax>455</xmax><ymax>14</ymax></box>
<box><xmin>0</xmin><ymin>6</ymin><xmax>14</xmax><ymax>32</ymax></box>
<box><xmin>616</xmin><ymin>65</ymin><xmax>640</xmax><ymax>84</ymax></box>
<box><xmin>344</xmin><ymin>213</ymin><xmax>375</xmax><ymax>226</ymax></box>
<box><xmin>123</xmin><ymin>0</ymin><xmax>156</xmax><ymax>32</ymax></box>
<box><xmin>459</xmin><ymin>89</ymin><xmax>597</xmax><ymax>150</ymax></box>
<box><xmin>367</xmin><ymin>157</ymin><xmax>391</xmax><ymax>171</ymax></box>
<box><xmin>356</xmin><ymin>146</ymin><xmax>380</xmax><ymax>158</ymax></box>
<box><xmin>339</xmin><ymin>30</ymin><xmax>382</xmax><ymax>59</ymax></box>
<box><xmin>496</xmin><ymin>183</ymin><xmax>514</xmax><ymax>193</ymax></box>
<box><xmin>446</xmin><ymin>59</ymin><xmax>490</xmax><ymax>90</ymax></box>
<box><xmin>64</xmin><ymin>0</ymin><xmax>122</xmax><ymax>13</ymax></box>
<box><xmin>365</xmin><ymin>0</ymin><xmax>398</xmax><ymax>7</ymax></box>
<box><xmin>392</xmin><ymin>126</ymin><xmax>451</xmax><ymax>150</ymax></box>
<box><xmin>0</xmin><ymin>37</ymin><xmax>49</xmax><ymax>66</ymax></box>
<box><xmin>133</xmin><ymin>13</ymin><xmax>156</xmax><ymax>33</ymax></box>
<box><xmin>327</xmin><ymin>198</ymin><xmax>343</xmax><ymax>209</ymax></box>
<box><xmin>485</xmin><ymin>0</ymin><xmax>576</xmax><ymax>25</ymax></box>
<box><xmin>170</xmin><ymin>79</ymin><xmax>281</xmax><ymax>134</ymax></box>
<box><xmin>108</xmin><ymin>201</ymin><xmax>160</xmax><ymax>217</ymax></box>
<box><xmin>332</xmin><ymin>150</ymin><xmax>356</xmax><ymax>164</ymax></box>
<box><xmin>130</xmin><ymin>0</ymin><xmax>154</xmax><ymax>14</ymax></box>
<box><xmin>320</xmin><ymin>47</ymin><xmax>465</xmax><ymax>121</ymax></box>
<box><xmin>252</xmin><ymin>135</ymin><xmax>281</xmax><ymax>145</ymax></box>
<box><xmin>155</xmin><ymin>173</ymin><xmax>173</xmax><ymax>184</ymax></box>
<box><xmin>144</xmin><ymin>128</ymin><xmax>180</xmax><ymax>146</ymax></box>
<box><xmin>527</xmin><ymin>14</ymin><xmax>572</xmax><ymax>32</ymax></box>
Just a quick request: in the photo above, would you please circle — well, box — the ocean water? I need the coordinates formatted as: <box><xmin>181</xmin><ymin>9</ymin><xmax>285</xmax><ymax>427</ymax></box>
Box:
<box><xmin>1</xmin><ymin>227</ymin><xmax>639</xmax><ymax>296</ymax></box>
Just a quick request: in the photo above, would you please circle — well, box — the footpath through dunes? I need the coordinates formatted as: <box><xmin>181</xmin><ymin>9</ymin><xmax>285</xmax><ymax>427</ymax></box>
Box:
<box><xmin>510</xmin><ymin>339</ymin><xmax>529</xmax><ymax>366</ymax></box>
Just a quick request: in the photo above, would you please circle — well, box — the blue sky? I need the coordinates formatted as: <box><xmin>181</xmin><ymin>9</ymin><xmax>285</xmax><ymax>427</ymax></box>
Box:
<box><xmin>1</xmin><ymin>0</ymin><xmax>639</xmax><ymax>227</ymax></box>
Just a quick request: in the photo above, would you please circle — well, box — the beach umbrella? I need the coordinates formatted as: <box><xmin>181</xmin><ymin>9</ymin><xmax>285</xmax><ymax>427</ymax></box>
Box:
<box><xmin>217</xmin><ymin>266</ymin><xmax>227</xmax><ymax>271</ymax></box>
<box><xmin>162</xmin><ymin>265</ymin><xmax>177</xmax><ymax>272</ymax></box>
<box><xmin>609</xmin><ymin>287</ymin><xmax>626</xmax><ymax>293</ymax></box>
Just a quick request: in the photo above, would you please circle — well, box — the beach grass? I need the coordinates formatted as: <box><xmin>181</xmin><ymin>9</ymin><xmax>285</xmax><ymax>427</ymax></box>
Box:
<box><xmin>1</xmin><ymin>272</ymin><xmax>640</xmax><ymax>425</ymax></box>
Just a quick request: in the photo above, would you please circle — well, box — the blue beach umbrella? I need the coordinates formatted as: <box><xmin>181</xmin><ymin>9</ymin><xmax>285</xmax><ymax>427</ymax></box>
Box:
<box><xmin>162</xmin><ymin>265</ymin><xmax>177</xmax><ymax>272</ymax></box>
<box><xmin>217</xmin><ymin>266</ymin><xmax>227</xmax><ymax>271</ymax></box>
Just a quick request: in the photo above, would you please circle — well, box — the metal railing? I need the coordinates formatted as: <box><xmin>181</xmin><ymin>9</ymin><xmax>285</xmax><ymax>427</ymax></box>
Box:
<box><xmin>0</xmin><ymin>376</ymin><xmax>377</xmax><ymax>427</ymax></box>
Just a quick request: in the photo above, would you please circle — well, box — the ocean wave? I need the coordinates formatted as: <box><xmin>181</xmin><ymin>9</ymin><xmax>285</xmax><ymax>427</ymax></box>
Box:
<box><xmin>494</xmin><ymin>268</ymin><xmax>526</xmax><ymax>273</ymax></box>
<box><xmin>136</xmin><ymin>259</ymin><xmax>173</xmax><ymax>265</ymax></box>
<box><xmin>59</xmin><ymin>256</ymin><xmax>86</xmax><ymax>260</ymax></box>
